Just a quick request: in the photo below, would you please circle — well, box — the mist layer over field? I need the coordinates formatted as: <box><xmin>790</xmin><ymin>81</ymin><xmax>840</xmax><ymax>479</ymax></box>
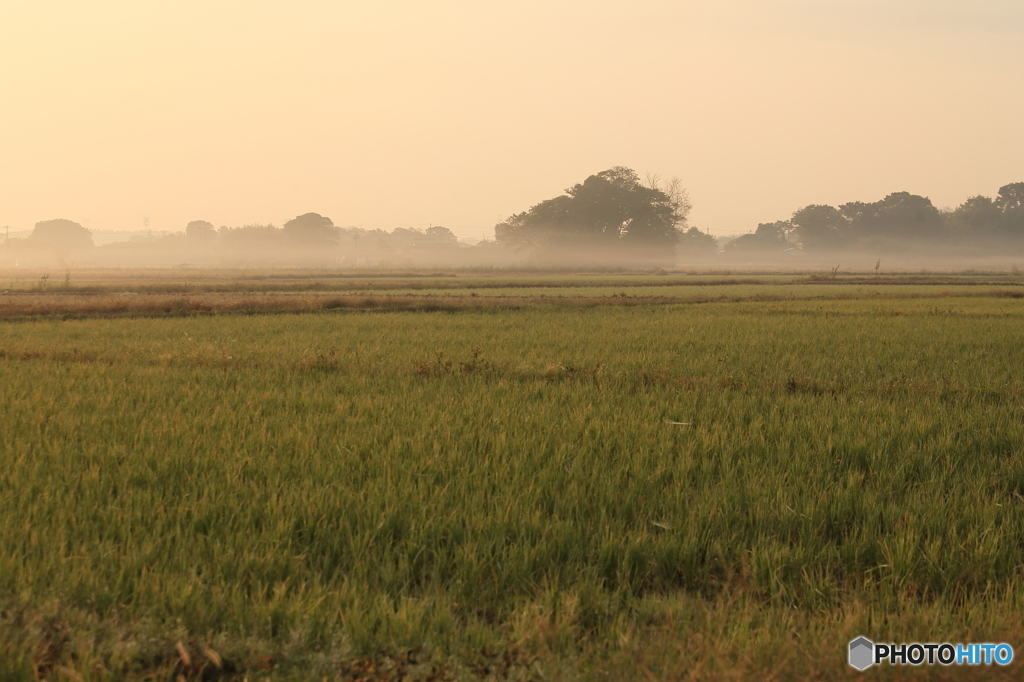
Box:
<box><xmin>3</xmin><ymin>235</ymin><xmax>1023</xmax><ymax>274</ymax></box>
<box><xmin>4</xmin><ymin>171</ymin><xmax>1023</xmax><ymax>273</ymax></box>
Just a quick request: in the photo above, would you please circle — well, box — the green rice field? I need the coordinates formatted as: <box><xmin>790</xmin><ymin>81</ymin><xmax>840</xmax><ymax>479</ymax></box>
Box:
<box><xmin>2</xmin><ymin>270</ymin><xmax>1023</xmax><ymax>680</ymax></box>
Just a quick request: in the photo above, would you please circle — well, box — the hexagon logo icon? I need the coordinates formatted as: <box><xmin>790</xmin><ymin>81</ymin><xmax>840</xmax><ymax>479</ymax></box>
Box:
<box><xmin>849</xmin><ymin>637</ymin><xmax>875</xmax><ymax>671</ymax></box>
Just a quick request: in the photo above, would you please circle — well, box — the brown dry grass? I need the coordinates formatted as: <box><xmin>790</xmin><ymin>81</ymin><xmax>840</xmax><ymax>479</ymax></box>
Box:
<box><xmin>2</xmin><ymin>287</ymin><xmax>1023</xmax><ymax>320</ymax></box>
<box><xmin>0</xmin><ymin>292</ymin><xmax>628</xmax><ymax>319</ymax></box>
<box><xmin>3</xmin><ymin>265</ymin><xmax>1023</xmax><ymax>294</ymax></box>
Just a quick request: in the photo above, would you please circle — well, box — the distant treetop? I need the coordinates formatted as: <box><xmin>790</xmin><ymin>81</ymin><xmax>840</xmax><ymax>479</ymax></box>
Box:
<box><xmin>185</xmin><ymin>220</ymin><xmax>216</xmax><ymax>239</ymax></box>
<box><xmin>283</xmin><ymin>213</ymin><xmax>338</xmax><ymax>246</ymax></box>
<box><xmin>495</xmin><ymin>166</ymin><xmax>691</xmax><ymax>259</ymax></box>
<box><xmin>30</xmin><ymin>219</ymin><xmax>93</xmax><ymax>250</ymax></box>
<box><xmin>996</xmin><ymin>182</ymin><xmax>1024</xmax><ymax>212</ymax></box>
<box><xmin>776</xmin><ymin>182</ymin><xmax>1024</xmax><ymax>252</ymax></box>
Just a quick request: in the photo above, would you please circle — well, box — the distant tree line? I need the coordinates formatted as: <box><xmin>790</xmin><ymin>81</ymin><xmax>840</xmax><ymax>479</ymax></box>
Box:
<box><xmin>6</xmin><ymin>175</ymin><xmax>1020</xmax><ymax>267</ymax></box>
<box><xmin>728</xmin><ymin>183</ymin><xmax>1024</xmax><ymax>255</ymax></box>
<box><xmin>0</xmin><ymin>213</ymin><xmax>508</xmax><ymax>267</ymax></box>
<box><xmin>2</xmin><ymin>167</ymin><xmax>712</xmax><ymax>267</ymax></box>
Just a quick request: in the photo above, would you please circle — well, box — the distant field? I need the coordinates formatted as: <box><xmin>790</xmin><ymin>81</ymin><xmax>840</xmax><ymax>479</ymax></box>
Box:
<box><xmin>2</xmin><ymin>270</ymin><xmax>1023</xmax><ymax>680</ymax></box>
<box><xmin>1</xmin><ymin>267</ymin><xmax>1022</xmax><ymax>320</ymax></box>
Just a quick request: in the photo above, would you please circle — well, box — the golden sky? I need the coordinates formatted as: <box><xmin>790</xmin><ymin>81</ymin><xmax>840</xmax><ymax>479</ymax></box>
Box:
<box><xmin>1</xmin><ymin>0</ymin><xmax>1021</xmax><ymax>238</ymax></box>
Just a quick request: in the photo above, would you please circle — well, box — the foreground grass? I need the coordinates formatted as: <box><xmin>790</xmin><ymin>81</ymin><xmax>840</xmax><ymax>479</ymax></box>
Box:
<box><xmin>2</xmin><ymin>287</ymin><xmax>1024</xmax><ymax>679</ymax></box>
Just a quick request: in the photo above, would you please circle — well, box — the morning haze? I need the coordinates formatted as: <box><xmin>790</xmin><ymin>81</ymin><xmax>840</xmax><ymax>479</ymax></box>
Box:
<box><xmin>1</xmin><ymin>0</ymin><xmax>1021</xmax><ymax>243</ymax></box>
<box><xmin>7</xmin><ymin>4</ymin><xmax>1024</xmax><ymax>680</ymax></box>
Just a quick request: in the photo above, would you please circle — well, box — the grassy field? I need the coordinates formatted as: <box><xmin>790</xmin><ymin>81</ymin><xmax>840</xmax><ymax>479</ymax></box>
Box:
<box><xmin>2</xmin><ymin>267</ymin><xmax>1022</xmax><ymax>320</ymax></box>
<box><xmin>2</xmin><ymin>269</ymin><xmax>1023</xmax><ymax>680</ymax></box>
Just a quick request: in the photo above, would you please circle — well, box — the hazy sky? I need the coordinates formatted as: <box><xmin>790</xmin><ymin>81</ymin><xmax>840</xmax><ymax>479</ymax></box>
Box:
<box><xmin>2</xmin><ymin>1</ymin><xmax>1022</xmax><ymax>238</ymax></box>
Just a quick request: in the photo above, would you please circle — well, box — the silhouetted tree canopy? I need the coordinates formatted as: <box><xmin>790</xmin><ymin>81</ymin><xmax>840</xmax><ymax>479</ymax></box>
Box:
<box><xmin>754</xmin><ymin>221</ymin><xmax>790</xmax><ymax>245</ymax></box>
<box><xmin>791</xmin><ymin>192</ymin><xmax>944</xmax><ymax>250</ymax></box>
<box><xmin>678</xmin><ymin>227</ymin><xmax>718</xmax><ymax>253</ymax></box>
<box><xmin>185</xmin><ymin>220</ymin><xmax>216</xmax><ymax>240</ymax></box>
<box><xmin>779</xmin><ymin>184</ymin><xmax>1024</xmax><ymax>252</ymax></box>
<box><xmin>791</xmin><ymin>205</ymin><xmax>847</xmax><ymax>250</ymax></box>
<box><xmin>495</xmin><ymin>167</ymin><xmax>690</xmax><ymax>258</ymax></box>
<box><xmin>218</xmin><ymin>224</ymin><xmax>279</xmax><ymax>250</ymax></box>
<box><xmin>948</xmin><ymin>183</ymin><xmax>1024</xmax><ymax>244</ymax></box>
<box><xmin>996</xmin><ymin>182</ymin><xmax>1024</xmax><ymax>212</ymax></box>
<box><xmin>840</xmin><ymin>192</ymin><xmax>944</xmax><ymax>242</ymax></box>
<box><xmin>424</xmin><ymin>225</ymin><xmax>458</xmax><ymax>244</ymax></box>
<box><xmin>950</xmin><ymin>196</ymin><xmax>999</xmax><ymax>238</ymax></box>
<box><xmin>30</xmin><ymin>219</ymin><xmax>93</xmax><ymax>250</ymax></box>
<box><xmin>283</xmin><ymin>212</ymin><xmax>338</xmax><ymax>247</ymax></box>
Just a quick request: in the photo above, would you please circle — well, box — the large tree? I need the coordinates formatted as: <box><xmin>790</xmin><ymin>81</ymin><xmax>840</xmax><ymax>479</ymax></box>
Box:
<box><xmin>995</xmin><ymin>183</ymin><xmax>1024</xmax><ymax>243</ymax></box>
<box><xmin>948</xmin><ymin>184</ymin><xmax>1024</xmax><ymax>246</ymax></box>
<box><xmin>790</xmin><ymin>205</ymin><xmax>847</xmax><ymax>250</ymax></box>
<box><xmin>30</xmin><ymin>219</ymin><xmax>93</xmax><ymax>251</ymax></box>
<box><xmin>949</xmin><ymin>195</ymin><xmax>1001</xmax><ymax>239</ymax></box>
<box><xmin>678</xmin><ymin>227</ymin><xmax>718</xmax><ymax>254</ymax></box>
<box><xmin>185</xmin><ymin>220</ymin><xmax>216</xmax><ymax>240</ymax></box>
<box><xmin>754</xmin><ymin>220</ymin><xmax>791</xmax><ymax>245</ymax></box>
<box><xmin>283</xmin><ymin>212</ymin><xmax>338</xmax><ymax>248</ymax></box>
<box><xmin>841</xmin><ymin>192</ymin><xmax>944</xmax><ymax>242</ymax></box>
<box><xmin>424</xmin><ymin>225</ymin><xmax>458</xmax><ymax>244</ymax></box>
<box><xmin>995</xmin><ymin>182</ymin><xmax>1024</xmax><ymax>212</ymax></box>
<box><xmin>495</xmin><ymin>167</ymin><xmax>690</xmax><ymax>259</ymax></box>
